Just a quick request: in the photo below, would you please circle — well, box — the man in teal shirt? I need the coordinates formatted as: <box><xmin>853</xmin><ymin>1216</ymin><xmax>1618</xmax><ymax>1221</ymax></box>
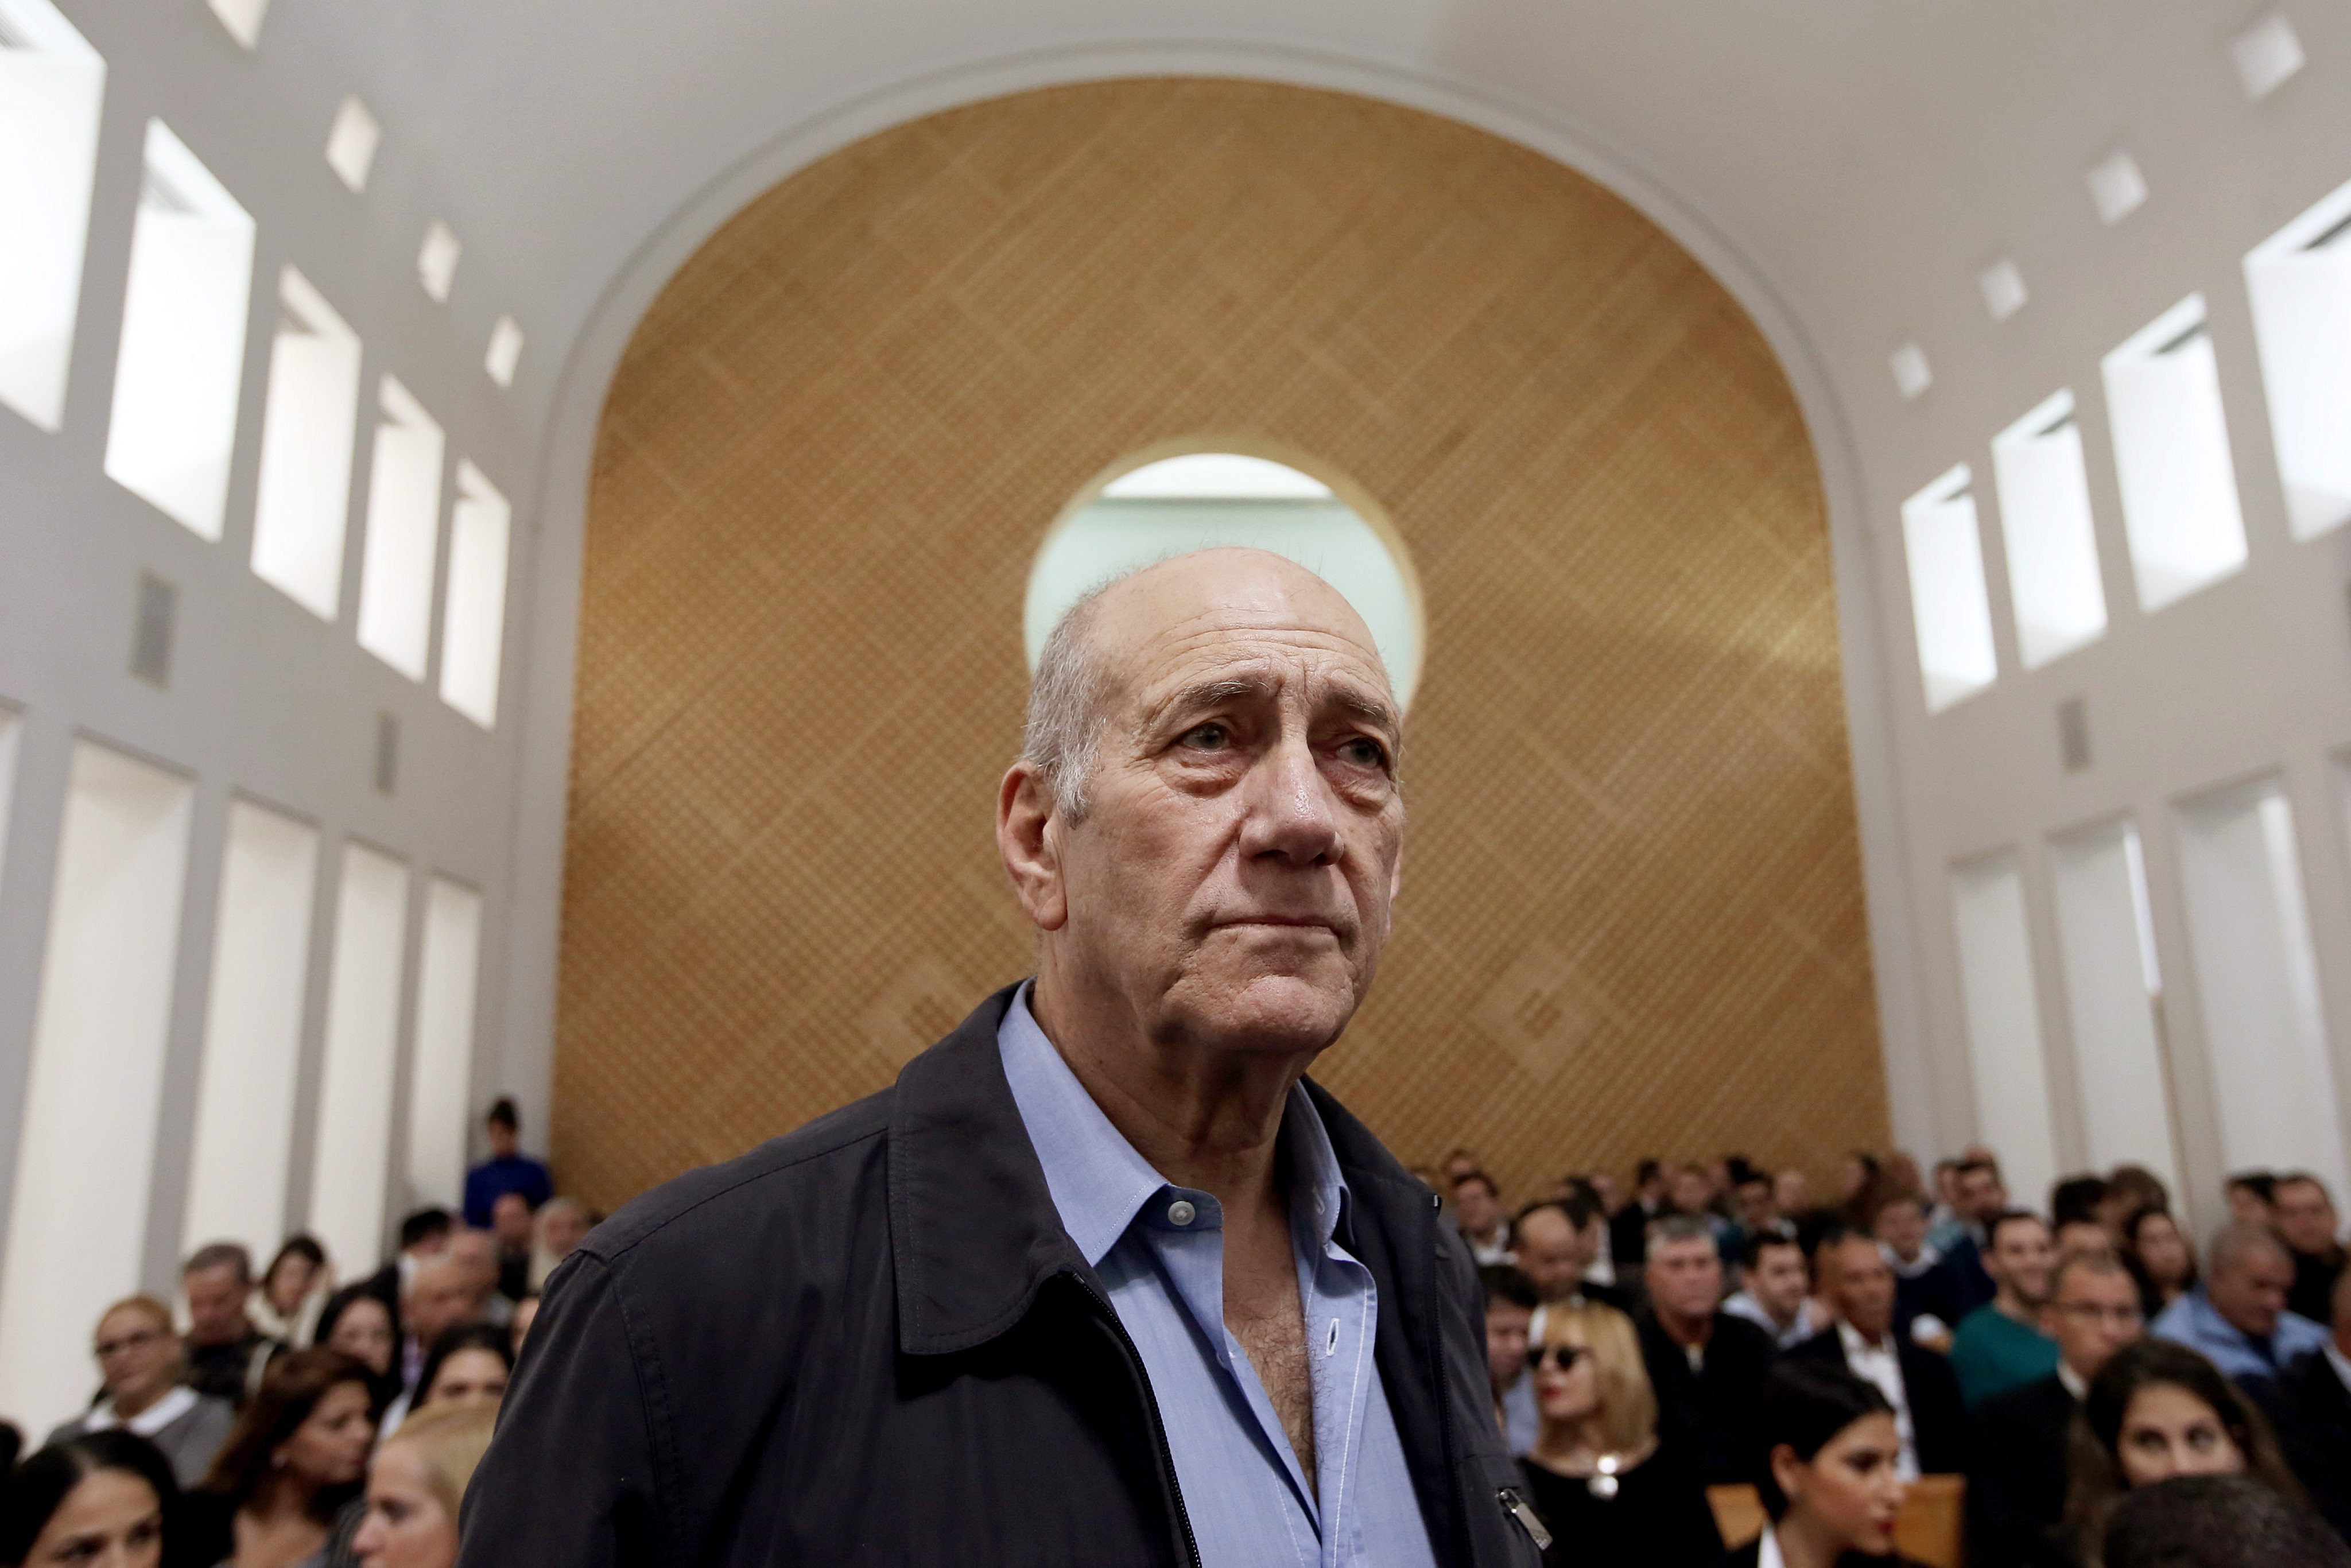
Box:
<box><xmin>1950</xmin><ymin>1210</ymin><xmax>2060</xmax><ymax>1405</ymax></box>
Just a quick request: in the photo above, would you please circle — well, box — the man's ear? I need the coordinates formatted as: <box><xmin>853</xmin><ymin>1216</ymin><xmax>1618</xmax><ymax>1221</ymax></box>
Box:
<box><xmin>997</xmin><ymin>762</ymin><xmax>1068</xmax><ymax>932</ymax></box>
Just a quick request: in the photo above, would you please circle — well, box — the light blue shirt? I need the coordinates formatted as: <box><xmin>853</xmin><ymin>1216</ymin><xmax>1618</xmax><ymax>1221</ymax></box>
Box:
<box><xmin>998</xmin><ymin>986</ymin><xmax>1440</xmax><ymax>1568</ymax></box>
<box><xmin>2150</xmin><ymin>1287</ymin><xmax>2329</xmax><ymax>1382</ymax></box>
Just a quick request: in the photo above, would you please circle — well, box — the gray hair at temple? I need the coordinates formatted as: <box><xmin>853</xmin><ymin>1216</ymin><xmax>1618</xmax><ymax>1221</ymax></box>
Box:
<box><xmin>1022</xmin><ymin>580</ymin><xmax>1120</xmax><ymax>823</ymax></box>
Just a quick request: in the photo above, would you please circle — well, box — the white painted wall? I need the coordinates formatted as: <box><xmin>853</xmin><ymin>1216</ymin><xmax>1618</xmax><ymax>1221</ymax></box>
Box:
<box><xmin>2046</xmin><ymin>819</ymin><xmax>2179</xmax><ymax>1189</ymax></box>
<box><xmin>306</xmin><ymin>843</ymin><xmax>409</xmax><ymax>1275</ymax></box>
<box><xmin>1949</xmin><ymin>851</ymin><xmax>2061</xmax><ymax>1212</ymax></box>
<box><xmin>0</xmin><ymin>742</ymin><xmax>192</xmax><ymax>1431</ymax></box>
<box><xmin>405</xmin><ymin>877</ymin><xmax>480</xmax><ymax>1213</ymax></box>
<box><xmin>181</xmin><ymin>798</ymin><xmax>317</xmax><ymax>1263</ymax></box>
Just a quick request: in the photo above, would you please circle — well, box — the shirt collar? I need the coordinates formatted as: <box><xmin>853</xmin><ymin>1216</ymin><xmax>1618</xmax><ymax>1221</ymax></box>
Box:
<box><xmin>1758</xmin><ymin>1526</ymin><xmax>1786</xmax><ymax>1568</ymax></box>
<box><xmin>2325</xmin><ymin>1341</ymin><xmax>2351</xmax><ymax>1394</ymax></box>
<box><xmin>1838</xmin><ymin>1316</ymin><xmax>1893</xmax><ymax>1358</ymax></box>
<box><xmin>2057</xmin><ymin>1360</ymin><xmax>2089</xmax><ymax>1401</ymax></box>
<box><xmin>996</xmin><ymin>982</ymin><xmax>1351</xmax><ymax>1266</ymax></box>
<box><xmin>86</xmin><ymin>1384</ymin><xmax>197</xmax><ymax>1437</ymax></box>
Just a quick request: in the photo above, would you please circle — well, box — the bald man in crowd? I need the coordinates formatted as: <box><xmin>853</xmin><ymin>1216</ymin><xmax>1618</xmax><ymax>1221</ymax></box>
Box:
<box><xmin>2154</xmin><ymin>1223</ymin><xmax>2330</xmax><ymax>1385</ymax></box>
<box><xmin>460</xmin><ymin>550</ymin><xmax>1543</xmax><ymax>1566</ymax></box>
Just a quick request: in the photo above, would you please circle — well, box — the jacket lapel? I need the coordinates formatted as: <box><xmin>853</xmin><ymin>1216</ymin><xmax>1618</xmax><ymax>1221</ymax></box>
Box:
<box><xmin>886</xmin><ymin>983</ymin><xmax>1088</xmax><ymax>1356</ymax></box>
<box><xmin>1307</xmin><ymin>1079</ymin><xmax>1474</xmax><ymax>1566</ymax></box>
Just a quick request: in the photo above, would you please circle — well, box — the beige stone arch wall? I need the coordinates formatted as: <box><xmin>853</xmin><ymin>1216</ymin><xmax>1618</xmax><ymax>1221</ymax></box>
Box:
<box><xmin>558</xmin><ymin>77</ymin><xmax>1886</xmax><ymax>1213</ymax></box>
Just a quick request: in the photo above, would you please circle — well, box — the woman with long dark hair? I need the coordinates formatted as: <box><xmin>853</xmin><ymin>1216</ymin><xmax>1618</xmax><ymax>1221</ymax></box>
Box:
<box><xmin>2062</xmin><ymin>1338</ymin><xmax>2310</xmax><ymax>1566</ymax></box>
<box><xmin>186</xmin><ymin>1350</ymin><xmax>375</xmax><ymax>1568</ymax></box>
<box><xmin>407</xmin><ymin>1327</ymin><xmax>511</xmax><ymax>1417</ymax></box>
<box><xmin>308</xmin><ymin>1291</ymin><xmax>398</xmax><ymax>1419</ymax></box>
<box><xmin>250</xmin><ymin>1240</ymin><xmax>331</xmax><ymax>1348</ymax></box>
<box><xmin>0</xmin><ymin>1430</ymin><xmax>179</xmax><ymax>1568</ymax></box>
<box><xmin>2118</xmin><ymin>1208</ymin><xmax>2198</xmax><ymax>1319</ymax></box>
<box><xmin>1729</xmin><ymin>1360</ymin><xmax>1930</xmax><ymax>1567</ymax></box>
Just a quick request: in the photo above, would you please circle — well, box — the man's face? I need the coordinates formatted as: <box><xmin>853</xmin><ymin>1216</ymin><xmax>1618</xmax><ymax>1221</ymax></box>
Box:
<box><xmin>1875</xmin><ymin>1200</ymin><xmax>1926</xmax><ymax>1260</ymax></box>
<box><xmin>1750</xmin><ymin>1243</ymin><xmax>1811</xmax><ymax>1321</ymax></box>
<box><xmin>183</xmin><ymin>1266</ymin><xmax>249</xmax><ymax>1345</ymax></box>
<box><xmin>1669</xmin><ymin>1170</ymin><xmax>1711</xmax><ymax>1216</ymax></box>
<box><xmin>1453</xmin><ymin>1179</ymin><xmax>1499</xmax><ymax>1235</ymax></box>
<box><xmin>1774</xmin><ymin>1169</ymin><xmax>1811</xmax><ymax>1217</ymax></box>
<box><xmin>1646</xmin><ymin>1237</ymin><xmax>1722</xmax><ymax>1326</ymax></box>
<box><xmin>1735</xmin><ymin>1179</ymin><xmax>1776</xmax><ymax>1231</ymax></box>
<box><xmin>2208</xmin><ymin>1245</ymin><xmax>2292</xmax><ymax>1340</ymax></box>
<box><xmin>2226</xmin><ymin>1183</ymin><xmax>2274</xmax><ymax>1231</ymax></box>
<box><xmin>447</xmin><ymin>1229</ymin><xmax>498</xmax><ymax>1298</ymax></box>
<box><xmin>2054</xmin><ymin>1220</ymin><xmax>2112</xmax><ymax>1260</ymax></box>
<box><xmin>2043</xmin><ymin>1266</ymin><xmax>2143</xmax><ymax>1382</ymax></box>
<box><xmin>1826</xmin><ymin>1237</ymin><xmax>1896</xmax><ymax>1341</ymax></box>
<box><xmin>405</xmin><ymin>1262</ymin><xmax>478</xmax><ymax>1346</ymax></box>
<box><xmin>1485</xmin><ymin>1299</ymin><xmax>1531</xmax><ymax>1400</ymax></box>
<box><xmin>1003</xmin><ymin>551</ymin><xmax>1405</xmax><ymax>1057</ymax></box>
<box><xmin>1989</xmin><ymin>1218</ymin><xmax>2055</xmax><ymax>1306</ymax></box>
<box><xmin>491</xmin><ymin>1193</ymin><xmax>534</xmax><ymax>1249</ymax></box>
<box><xmin>2274</xmin><ymin>1181</ymin><xmax>2339</xmax><ymax>1255</ymax></box>
<box><xmin>1514</xmin><ymin>1209</ymin><xmax>1585</xmax><ymax>1302</ymax></box>
<box><xmin>1958</xmin><ymin>1170</ymin><xmax>2006</xmax><ymax>1224</ymax></box>
<box><xmin>487</xmin><ymin>1121</ymin><xmax>518</xmax><ymax>1159</ymax></box>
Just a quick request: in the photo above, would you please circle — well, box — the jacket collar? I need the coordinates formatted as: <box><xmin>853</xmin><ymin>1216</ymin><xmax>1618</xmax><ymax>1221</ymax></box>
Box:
<box><xmin>882</xmin><ymin>984</ymin><xmax>1431</xmax><ymax>1354</ymax></box>
<box><xmin>886</xmin><ymin>983</ymin><xmax>1084</xmax><ymax>1356</ymax></box>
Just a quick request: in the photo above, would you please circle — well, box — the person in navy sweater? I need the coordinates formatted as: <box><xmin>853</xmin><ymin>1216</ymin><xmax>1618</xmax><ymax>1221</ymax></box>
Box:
<box><xmin>461</xmin><ymin>1099</ymin><xmax>552</xmax><ymax>1231</ymax></box>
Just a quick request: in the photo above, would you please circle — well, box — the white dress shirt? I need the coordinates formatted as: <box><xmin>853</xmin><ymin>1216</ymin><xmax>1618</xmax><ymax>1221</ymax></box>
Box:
<box><xmin>1836</xmin><ymin>1318</ymin><xmax>1919</xmax><ymax>1480</ymax></box>
<box><xmin>1757</xmin><ymin>1526</ymin><xmax>1787</xmax><ymax>1568</ymax></box>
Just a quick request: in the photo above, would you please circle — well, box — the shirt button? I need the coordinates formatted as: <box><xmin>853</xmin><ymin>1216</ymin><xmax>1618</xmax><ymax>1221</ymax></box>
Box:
<box><xmin>1167</xmin><ymin>1200</ymin><xmax>1197</xmax><ymax>1227</ymax></box>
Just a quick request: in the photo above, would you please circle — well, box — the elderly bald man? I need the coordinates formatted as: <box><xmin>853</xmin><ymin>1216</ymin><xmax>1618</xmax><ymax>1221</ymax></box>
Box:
<box><xmin>459</xmin><ymin>549</ymin><xmax>1541</xmax><ymax>1568</ymax></box>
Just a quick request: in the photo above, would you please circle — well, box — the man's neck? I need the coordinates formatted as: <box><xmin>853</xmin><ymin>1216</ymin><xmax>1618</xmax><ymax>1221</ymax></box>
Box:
<box><xmin>112</xmin><ymin>1381</ymin><xmax>168</xmax><ymax>1420</ymax></box>
<box><xmin>1030</xmin><ymin>968</ymin><xmax>1309</xmax><ymax>1208</ymax></box>
<box><xmin>1660</xmin><ymin>1307</ymin><xmax>1713</xmax><ymax>1349</ymax></box>
<box><xmin>1841</xmin><ymin>1317</ymin><xmax>1891</xmax><ymax>1352</ymax></box>
<box><xmin>1994</xmin><ymin>1289</ymin><xmax>2036</xmax><ymax>1324</ymax></box>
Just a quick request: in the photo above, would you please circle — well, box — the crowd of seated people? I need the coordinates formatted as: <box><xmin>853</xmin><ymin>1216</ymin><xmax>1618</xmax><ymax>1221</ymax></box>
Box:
<box><xmin>0</xmin><ymin>1098</ymin><xmax>580</xmax><ymax>1568</ymax></box>
<box><xmin>1440</xmin><ymin>1144</ymin><xmax>2351</xmax><ymax>1566</ymax></box>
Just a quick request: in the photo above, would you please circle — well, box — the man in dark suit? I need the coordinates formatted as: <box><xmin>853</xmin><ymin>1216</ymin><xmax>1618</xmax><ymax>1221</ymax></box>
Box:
<box><xmin>1609</xmin><ymin>1158</ymin><xmax>1667</xmax><ymax>1271</ymax></box>
<box><xmin>1636</xmin><ymin>1213</ymin><xmax>1778</xmax><ymax>1487</ymax></box>
<box><xmin>2262</xmin><ymin>1266</ymin><xmax>2351</xmax><ymax>1547</ymax></box>
<box><xmin>1790</xmin><ymin>1227</ymin><xmax>1968</xmax><ymax>1477</ymax></box>
<box><xmin>1970</xmin><ymin>1249</ymin><xmax>2147</xmax><ymax>1565</ymax></box>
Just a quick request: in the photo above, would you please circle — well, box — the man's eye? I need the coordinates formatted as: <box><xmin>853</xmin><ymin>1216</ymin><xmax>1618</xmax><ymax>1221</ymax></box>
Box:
<box><xmin>1337</xmin><ymin>738</ymin><xmax>1387</xmax><ymax>769</ymax></box>
<box><xmin>1180</xmin><ymin>724</ymin><xmax>1230</xmax><ymax>751</ymax></box>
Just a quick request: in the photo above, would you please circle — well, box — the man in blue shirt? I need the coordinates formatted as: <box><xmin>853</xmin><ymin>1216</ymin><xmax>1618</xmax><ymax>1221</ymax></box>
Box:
<box><xmin>461</xmin><ymin>1096</ymin><xmax>552</xmax><ymax>1229</ymax></box>
<box><xmin>2152</xmin><ymin>1223</ymin><xmax>2329</xmax><ymax>1385</ymax></box>
<box><xmin>460</xmin><ymin>549</ymin><xmax>1541</xmax><ymax>1567</ymax></box>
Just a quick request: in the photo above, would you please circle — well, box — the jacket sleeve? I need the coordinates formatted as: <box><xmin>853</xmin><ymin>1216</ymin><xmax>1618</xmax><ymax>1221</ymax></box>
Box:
<box><xmin>457</xmin><ymin>1252</ymin><xmax>668</xmax><ymax>1568</ymax></box>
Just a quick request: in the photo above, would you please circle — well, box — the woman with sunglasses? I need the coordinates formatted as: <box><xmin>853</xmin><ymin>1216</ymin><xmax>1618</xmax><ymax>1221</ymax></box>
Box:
<box><xmin>1516</xmin><ymin>1299</ymin><xmax>1721</xmax><ymax>1566</ymax></box>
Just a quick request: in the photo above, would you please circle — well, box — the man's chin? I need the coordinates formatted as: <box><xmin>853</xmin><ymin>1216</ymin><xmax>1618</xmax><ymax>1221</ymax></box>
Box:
<box><xmin>1166</xmin><ymin>968</ymin><xmax>1360</xmax><ymax>1054</ymax></box>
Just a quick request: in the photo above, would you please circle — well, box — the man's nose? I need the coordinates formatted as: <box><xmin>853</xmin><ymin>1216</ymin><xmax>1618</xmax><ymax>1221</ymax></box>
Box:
<box><xmin>1238</xmin><ymin>733</ymin><xmax>1341</xmax><ymax>865</ymax></box>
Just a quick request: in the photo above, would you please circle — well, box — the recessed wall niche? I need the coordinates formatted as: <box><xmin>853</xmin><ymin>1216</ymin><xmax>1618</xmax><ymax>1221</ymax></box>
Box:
<box><xmin>554</xmin><ymin>79</ymin><xmax>1884</xmax><ymax>1214</ymax></box>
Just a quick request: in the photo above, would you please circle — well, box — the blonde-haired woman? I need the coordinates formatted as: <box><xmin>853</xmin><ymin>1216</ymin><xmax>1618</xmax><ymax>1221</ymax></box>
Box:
<box><xmin>1516</xmin><ymin>1299</ymin><xmax>1723</xmax><ymax>1566</ymax></box>
<box><xmin>350</xmin><ymin>1403</ymin><xmax>496</xmax><ymax>1568</ymax></box>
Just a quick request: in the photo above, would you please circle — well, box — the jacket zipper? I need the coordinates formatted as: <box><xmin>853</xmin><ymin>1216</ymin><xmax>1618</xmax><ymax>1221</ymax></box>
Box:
<box><xmin>1497</xmin><ymin>1487</ymin><xmax>1551</xmax><ymax>1551</ymax></box>
<box><xmin>1070</xmin><ymin>1272</ymin><xmax>1202</xmax><ymax>1568</ymax></box>
<box><xmin>1420</xmin><ymin>1190</ymin><xmax>1476</xmax><ymax>1566</ymax></box>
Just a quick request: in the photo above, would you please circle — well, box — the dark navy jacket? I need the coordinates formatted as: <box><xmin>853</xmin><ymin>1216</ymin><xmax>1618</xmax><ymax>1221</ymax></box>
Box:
<box><xmin>457</xmin><ymin>985</ymin><xmax>1545</xmax><ymax>1567</ymax></box>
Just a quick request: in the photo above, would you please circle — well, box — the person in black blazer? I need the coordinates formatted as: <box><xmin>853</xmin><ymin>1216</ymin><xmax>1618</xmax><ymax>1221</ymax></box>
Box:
<box><xmin>1722</xmin><ymin>1360</ymin><xmax>1933</xmax><ymax>1567</ymax></box>
<box><xmin>1787</xmin><ymin>1230</ymin><xmax>1969</xmax><ymax>1477</ymax></box>
<box><xmin>2259</xmin><ymin>1268</ymin><xmax>2351</xmax><ymax>1547</ymax></box>
<box><xmin>1969</xmin><ymin>1251</ymin><xmax>2150</xmax><ymax>1566</ymax></box>
<box><xmin>1635</xmin><ymin>1217</ymin><xmax>1779</xmax><ymax>1488</ymax></box>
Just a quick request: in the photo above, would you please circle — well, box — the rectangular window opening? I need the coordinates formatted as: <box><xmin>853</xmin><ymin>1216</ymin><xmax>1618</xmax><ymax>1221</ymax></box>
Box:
<box><xmin>2244</xmin><ymin>177</ymin><xmax>2351</xmax><ymax>541</ymax></box>
<box><xmin>2174</xmin><ymin>776</ymin><xmax>2347</xmax><ymax>1204</ymax></box>
<box><xmin>1992</xmin><ymin>390</ymin><xmax>2108</xmax><ymax>668</ymax></box>
<box><xmin>103</xmin><ymin>121</ymin><xmax>256</xmax><ymax>541</ymax></box>
<box><xmin>182</xmin><ymin>800</ymin><xmax>318</xmax><ymax>1265</ymax></box>
<box><xmin>305</xmin><ymin>843</ymin><xmax>408</xmax><ymax>1275</ymax></box>
<box><xmin>1900</xmin><ymin>464</ymin><xmax>1999</xmax><ymax>712</ymax></box>
<box><xmin>439</xmin><ymin>461</ymin><xmax>510</xmax><ymax>727</ymax></box>
<box><xmin>355</xmin><ymin>376</ymin><xmax>444</xmax><ymax>679</ymax></box>
<box><xmin>2100</xmin><ymin>294</ymin><xmax>2248</xmax><ymax>611</ymax></box>
<box><xmin>0</xmin><ymin>0</ymin><xmax>104</xmax><ymax>431</ymax></box>
<box><xmin>0</xmin><ymin>742</ymin><xmax>193</xmax><ymax>1432</ymax></box>
<box><xmin>1949</xmin><ymin>850</ymin><xmax>2061</xmax><ymax>1210</ymax></box>
<box><xmin>2048</xmin><ymin>818</ymin><xmax>2179</xmax><ymax>1188</ymax></box>
<box><xmin>404</xmin><ymin>878</ymin><xmax>481</xmax><ymax>1211</ymax></box>
<box><xmin>249</xmin><ymin>267</ymin><xmax>362</xmax><ymax>619</ymax></box>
